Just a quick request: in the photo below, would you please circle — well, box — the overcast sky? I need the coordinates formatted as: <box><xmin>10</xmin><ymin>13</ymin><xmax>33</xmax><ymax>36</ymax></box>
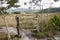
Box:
<box><xmin>18</xmin><ymin>0</ymin><xmax>60</xmax><ymax>9</ymax></box>
<box><xmin>0</xmin><ymin>0</ymin><xmax>60</xmax><ymax>10</ymax></box>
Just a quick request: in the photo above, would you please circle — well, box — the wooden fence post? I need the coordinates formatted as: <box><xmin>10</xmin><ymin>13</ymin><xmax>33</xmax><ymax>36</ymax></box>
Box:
<box><xmin>16</xmin><ymin>16</ymin><xmax>20</xmax><ymax>37</ymax></box>
<box><xmin>36</xmin><ymin>13</ymin><xmax>40</xmax><ymax>32</ymax></box>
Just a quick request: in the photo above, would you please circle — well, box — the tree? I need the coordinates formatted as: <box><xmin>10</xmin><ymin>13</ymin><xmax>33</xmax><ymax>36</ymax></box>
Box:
<box><xmin>13</xmin><ymin>12</ymin><xmax>21</xmax><ymax>14</ymax></box>
<box><xmin>54</xmin><ymin>0</ymin><xmax>59</xmax><ymax>2</ymax></box>
<box><xmin>0</xmin><ymin>0</ymin><xmax>19</xmax><ymax>40</ymax></box>
<box><xmin>7</xmin><ymin>0</ymin><xmax>20</xmax><ymax>8</ymax></box>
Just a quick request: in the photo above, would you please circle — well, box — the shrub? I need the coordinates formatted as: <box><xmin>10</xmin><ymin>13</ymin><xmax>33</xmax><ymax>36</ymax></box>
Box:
<box><xmin>31</xmin><ymin>15</ymin><xmax>60</xmax><ymax>38</ymax></box>
<box><xmin>49</xmin><ymin>15</ymin><xmax>60</xmax><ymax>31</ymax></box>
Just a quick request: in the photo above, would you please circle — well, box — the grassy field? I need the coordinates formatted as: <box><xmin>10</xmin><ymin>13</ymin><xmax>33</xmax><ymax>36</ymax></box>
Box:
<box><xmin>0</xmin><ymin>13</ymin><xmax>60</xmax><ymax>28</ymax></box>
<box><xmin>0</xmin><ymin>13</ymin><xmax>60</xmax><ymax>40</ymax></box>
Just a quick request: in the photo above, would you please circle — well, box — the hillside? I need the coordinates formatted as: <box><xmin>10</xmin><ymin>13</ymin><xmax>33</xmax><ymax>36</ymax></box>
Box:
<box><xmin>6</xmin><ymin>7</ymin><xmax>60</xmax><ymax>13</ymax></box>
<box><xmin>39</xmin><ymin>7</ymin><xmax>60</xmax><ymax>13</ymax></box>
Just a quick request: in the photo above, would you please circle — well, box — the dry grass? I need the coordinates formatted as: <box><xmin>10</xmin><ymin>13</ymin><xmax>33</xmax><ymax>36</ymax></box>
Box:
<box><xmin>0</xmin><ymin>13</ymin><xmax>60</xmax><ymax>27</ymax></box>
<box><xmin>0</xmin><ymin>32</ymin><xmax>7</xmax><ymax>40</ymax></box>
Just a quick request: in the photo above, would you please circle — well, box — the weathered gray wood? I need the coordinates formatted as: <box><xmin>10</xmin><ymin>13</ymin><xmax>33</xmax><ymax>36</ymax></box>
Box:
<box><xmin>0</xmin><ymin>10</ymin><xmax>11</xmax><ymax>40</ymax></box>
<box><xmin>36</xmin><ymin>13</ymin><xmax>40</xmax><ymax>32</ymax></box>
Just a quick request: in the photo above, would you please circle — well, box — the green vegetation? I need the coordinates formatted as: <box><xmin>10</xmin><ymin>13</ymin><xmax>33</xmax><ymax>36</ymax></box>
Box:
<box><xmin>0</xmin><ymin>13</ymin><xmax>60</xmax><ymax>39</ymax></box>
<box><xmin>39</xmin><ymin>7</ymin><xmax>60</xmax><ymax>13</ymax></box>
<box><xmin>31</xmin><ymin>15</ymin><xmax>60</xmax><ymax>38</ymax></box>
<box><xmin>49</xmin><ymin>15</ymin><xmax>60</xmax><ymax>31</ymax></box>
<box><xmin>0</xmin><ymin>32</ymin><xmax>21</xmax><ymax>40</ymax></box>
<box><xmin>0</xmin><ymin>32</ymin><xmax>8</xmax><ymax>40</ymax></box>
<box><xmin>13</xmin><ymin>12</ymin><xmax>21</xmax><ymax>14</ymax></box>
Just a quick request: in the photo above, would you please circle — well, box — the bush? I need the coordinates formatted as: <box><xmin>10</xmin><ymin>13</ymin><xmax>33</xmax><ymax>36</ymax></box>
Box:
<box><xmin>31</xmin><ymin>15</ymin><xmax>60</xmax><ymax>38</ymax></box>
<box><xmin>13</xmin><ymin>12</ymin><xmax>21</xmax><ymax>14</ymax></box>
<box><xmin>49</xmin><ymin>15</ymin><xmax>60</xmax><ymax>31</ymax></box>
